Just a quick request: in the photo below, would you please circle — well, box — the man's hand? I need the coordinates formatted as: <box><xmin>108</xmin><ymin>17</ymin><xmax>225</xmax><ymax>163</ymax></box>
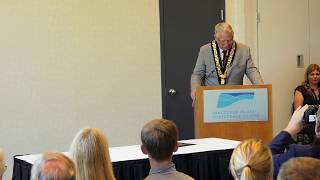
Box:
<box><xmin>284</xmin><ymin>104</ymin><xmax>309</xmax><ymax>137</ymax></box>
<box><xmin>191</xmin><ymin>90</ymin><xmax>196</xmax><ymax>100</ymax></box>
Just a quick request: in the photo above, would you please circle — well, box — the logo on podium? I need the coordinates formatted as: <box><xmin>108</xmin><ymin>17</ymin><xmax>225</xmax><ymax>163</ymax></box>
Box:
<box><xmin>204</xmin><ymin>88</ymin><xmax>268</xmax><ymax>123</ymax></box>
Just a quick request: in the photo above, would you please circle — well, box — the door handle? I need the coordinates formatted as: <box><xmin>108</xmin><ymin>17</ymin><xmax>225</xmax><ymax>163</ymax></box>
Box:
<box><xmin>168</xmin><ymin>89</ymin><xmax>177</xmax><ymax>95</ymax></box>
<box><xmin>221</xmin><ymin>9</ymin><xmax>224</xmax><ymax>21</ymax></box>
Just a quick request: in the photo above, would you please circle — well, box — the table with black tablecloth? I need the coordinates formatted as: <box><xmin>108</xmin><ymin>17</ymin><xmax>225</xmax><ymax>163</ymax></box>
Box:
<box><xmin>13</xmin><ymin>138</ymin><xmax>239</xmax><ymax>180</ymax></box>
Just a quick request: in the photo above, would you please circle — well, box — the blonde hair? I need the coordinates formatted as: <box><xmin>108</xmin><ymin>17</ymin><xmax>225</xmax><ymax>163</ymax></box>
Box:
<box><xmin>69</xmin><ymin>127</ymin><xmax>115</xmax><ymax>180</ymax></box>
<box><xmin>214</xmin><ymin>22</ymin><xmax>234</xmax><ymax>36</ymax></box>
<box><xmin>229</xmin><ymin>139</ymin><xmax>272</xmax><ymax>180</ymax></box>
<box><xmin>30</xmin><ymin>152</ymin><xmax>75</xmax><ymax>180</ymax></box>
<box><xmin>277</xmin><ymin>157</ymin><xmax>320</xmax><ymax>180</ymax></box>
<box><xmin>0</xmin><ymin>149</ymin><xmax>5</xmax><ymax>180</ymax></box>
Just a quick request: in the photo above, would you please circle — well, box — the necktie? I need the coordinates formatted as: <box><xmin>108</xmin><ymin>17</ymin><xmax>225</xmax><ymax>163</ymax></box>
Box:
<box><xmin>222</xmin><ymin>50</ymin><xmax>228</xmax><ymax>68</ymax></box>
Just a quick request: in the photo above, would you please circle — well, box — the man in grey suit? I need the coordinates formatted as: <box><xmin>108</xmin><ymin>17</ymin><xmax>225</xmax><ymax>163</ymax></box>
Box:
<box><xmin>190</xmin><ymin>22</ymin><xmax>264</xmax><ymax>99</ymax></box>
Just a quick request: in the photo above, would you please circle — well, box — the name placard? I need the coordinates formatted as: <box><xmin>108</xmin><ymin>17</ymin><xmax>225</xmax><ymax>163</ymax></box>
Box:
<box><xmin>203</xmin><ymin>88</ymin><xmax>268</xmax><ymax>123</ymax></box>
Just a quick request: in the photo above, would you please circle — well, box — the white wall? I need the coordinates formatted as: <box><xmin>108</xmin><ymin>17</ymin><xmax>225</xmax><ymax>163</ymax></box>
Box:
<box><xmin>258</xmin><ymin>0</ymin><xmax>309</xmax><ymax>134</ymax></box>
<box><xmin>226</xmin><ymin>0</ymin><xmax>259</xmax><ymax>80</ymax></box>
<box><xmin>0</xmin><ymin>1</ymin><xmax>161</xmax><ymax>179</ymax></box>
<box><xmin>226</xmin><ymin>0</ymin><xmax>320</xmax><ymax>136</ymax></box>
<box><xmin>309</xmin><ymin>0</ymin><xmax>320</xmax><ymax>65</ymax></box>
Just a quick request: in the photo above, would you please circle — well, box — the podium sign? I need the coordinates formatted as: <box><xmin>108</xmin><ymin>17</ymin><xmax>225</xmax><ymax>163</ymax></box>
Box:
<box><xmin>194</xmin><ymin>84</ymin><xmax>272</xmax><ymax>142</ymax></box>
<box><xmin>204</xmin><ymin>88</ymin><xmax>268</xmax><ymax>123</ymax></box>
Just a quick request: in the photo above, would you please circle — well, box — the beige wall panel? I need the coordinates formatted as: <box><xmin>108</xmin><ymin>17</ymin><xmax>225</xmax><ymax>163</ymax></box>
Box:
<box><xmin>0</xmin><ymin>1</ymin><xmax>161</xmax><ymax>179</ymax></box>
<box><xmin>227</xmin><ymin>0</ymin><xmax>320</xmax><ymax>138</ymax></box>
<box><xmin>309</xmin><ymin>0</ymin><xmax>320</xmax><ymax>65</ymax></box>
<box><xmin>226</xmin><ymin>0</ymin><xmax>259</xmax><ymax>84</ymax></box>
<box><xmin>258</xmin><ymin>0</ymin><xmax>308</xmax><ymax>135</ymax></box>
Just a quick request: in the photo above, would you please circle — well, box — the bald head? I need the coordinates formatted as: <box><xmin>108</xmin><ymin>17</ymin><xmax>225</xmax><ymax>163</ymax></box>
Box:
<box><xmin>31</xmin><ymin>152</ymin><xmax>75</xmax><ymax>180</ymax></box>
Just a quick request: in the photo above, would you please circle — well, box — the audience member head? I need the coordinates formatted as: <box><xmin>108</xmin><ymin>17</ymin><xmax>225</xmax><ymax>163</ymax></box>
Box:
<box><xmin>229</xmin><ymin>139</ymin><xmax>273</xmax><ymax>180</ymax></box>
<box><xmin>277</xmin><ymin>157</ymin><xmax>320</xmax><ymax>180</ymax></box>
<box><xmin>302</xmin><ymin>64</ymin><xmax>320</xmax><ymax>87</ymax></box>
<box><xmin>0</xmin><ymin>149</ymin><xmax>6</xmax><ymax>180</ymax></box>
<box><xmin>140</xmin><ymin>119</ymin><xmax>178</xmax><ymax>162</ymax></box>
<box><xmin>214</xmin><ymin>22</ymin><xmax>234</xmax><ymax>50</ymax></box>
<box><xmin>30</xmin><ymin>152</ymin><xmax>75</xmax><ymax>180</ymax></box>
<box><xmin>69</xmin><ymin>127</ymin><xmax>115</xmax><ymax>180</ymax></box>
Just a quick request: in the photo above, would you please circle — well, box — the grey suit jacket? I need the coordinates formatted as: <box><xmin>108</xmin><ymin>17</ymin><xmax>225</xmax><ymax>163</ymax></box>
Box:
<box><xmin>145</xmin><ymin>163</ymin><xmax>194</xmax><ymax>180</ymax></box>
<box><xmin>190</xmin><ymin>42</ymin><xmax>264</xmax><ymax>91</ymax></box>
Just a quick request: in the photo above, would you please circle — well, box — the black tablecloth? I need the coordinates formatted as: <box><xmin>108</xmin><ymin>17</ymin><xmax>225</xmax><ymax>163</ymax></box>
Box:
<box><xmin>13</xmin><ymin>149</ymin><xmax>233</xmax><ymax>180</ymax></box>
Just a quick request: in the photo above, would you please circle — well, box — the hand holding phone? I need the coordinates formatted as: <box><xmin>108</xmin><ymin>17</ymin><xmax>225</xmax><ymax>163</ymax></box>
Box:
<box><xmin>285</xmin><ymin>105</ymin><xmax>309</xmax><ymax>136</ymax></box>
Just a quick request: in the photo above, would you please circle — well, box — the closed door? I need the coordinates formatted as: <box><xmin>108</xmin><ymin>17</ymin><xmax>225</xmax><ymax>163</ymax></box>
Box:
<box><xmin>160</xmin><ymin>0</ymin><xmax>224</xmax><ymax>139</ymax></box>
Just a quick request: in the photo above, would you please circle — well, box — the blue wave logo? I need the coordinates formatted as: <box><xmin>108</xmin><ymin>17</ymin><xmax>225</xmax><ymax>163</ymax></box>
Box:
<box><xmin>217</xmin><ymin>92</ymin><xmax>254</xmax><ymax>108</ymax></box>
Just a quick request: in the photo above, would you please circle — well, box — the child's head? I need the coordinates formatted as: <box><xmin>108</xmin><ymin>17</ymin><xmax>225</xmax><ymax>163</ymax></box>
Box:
<box><xmin>141</xmin><ymin>119</ymin><xmax>178</xmax><ymax>161</ymax></box>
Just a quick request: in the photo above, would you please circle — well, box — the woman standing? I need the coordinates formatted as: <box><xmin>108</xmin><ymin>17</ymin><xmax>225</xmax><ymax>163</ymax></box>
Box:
<box><xmin>294</xmin><ymin>64</ymin><xmax>320</xmax><ymax>144</ymax></box>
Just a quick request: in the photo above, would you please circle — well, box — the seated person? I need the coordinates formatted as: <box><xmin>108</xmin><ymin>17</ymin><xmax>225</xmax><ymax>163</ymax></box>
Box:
<box><xmin>229</xmin><ymin>138</ymin><xmax>273</xmax><ymax>180</ymax></box>
<box><xmin>69</xmin><ymin>127</ymin><xmax>115</xmax><ymax>180</ymax></box>
<box><xmin>30</xmin><ymin>152</ymin><xmax>75</xmax><ymax>180</ymax></box>
<box><xmin>270</xmin><ymin>104</ymin><xmax>320</xmax><ymax>178</ymax></box>
<box><xmin>277</xmin><ymin>157</ymin><xmax>320</xmax><ymax>180</ymax></box>
<box><xmin>0</xmin><ymin>149</ymin><xmax>6</xmax><ymax>180</ymax></box>
<box><xmin>140</xmin><ymin>119</ymin><xmax>194</xmax><ymax>180</ymax></box>
<box><xmin>293</xmin><ymin>64</ymin><xmax>320</xmax><ymax>144</ymax></box>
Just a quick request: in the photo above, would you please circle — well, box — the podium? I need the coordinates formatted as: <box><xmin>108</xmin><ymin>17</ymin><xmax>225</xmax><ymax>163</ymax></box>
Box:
<box><xmin>194</xmin><ymin>84</ymin><xmax>272</xmax><ymax>143</ymax></box>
